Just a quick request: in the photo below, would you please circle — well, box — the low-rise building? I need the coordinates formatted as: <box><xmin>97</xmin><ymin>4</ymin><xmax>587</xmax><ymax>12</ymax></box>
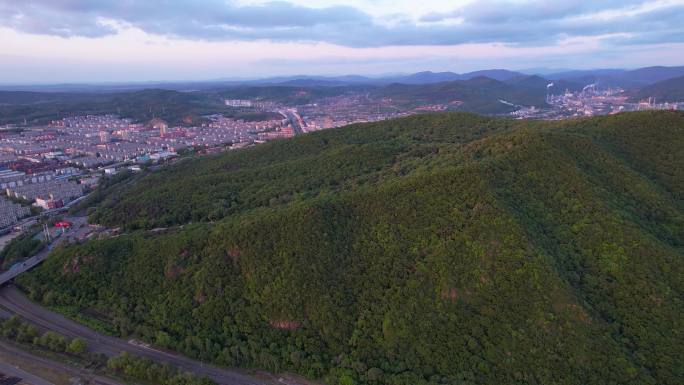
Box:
<box><xmin>0</xmin><ymin>196</ymin><xmax>31</xmax><ymax>229</ymax></box>
<box><xmin>35</xmin><ymin>197</ymin><xmax>64</xmax><ymax>210</ymax></box>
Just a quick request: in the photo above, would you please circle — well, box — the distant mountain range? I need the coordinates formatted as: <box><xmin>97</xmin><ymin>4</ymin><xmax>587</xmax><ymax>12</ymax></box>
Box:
<box><xmin>369</xmin><ymin>76</ymin><xmax>550</xmax><ymax>114</ymax></box>
<box><xmin>3</xmin><ymin>65</ymin><xmax>682</xmax><ymax>92</ymax></box>
<box><xmin>1</xmin><ymin>65</ymin><xmax>683</xmax><ymax>125</ymax></box>
<box><xmin>628</xmin><ymin>75</ymin><xmax>684</xmax><ymax>102</ymax></box>
<box><xmin>378</xmin><ymin>69</ymin><xmax>525</xmax><ymax>84</ymax></box>
<box><xmin>544</xmin><ymin>66</ymin><xmax>684</xmax><ymax>88</ymax></box>
<box><xmin>207</xmin><ymin>69</ymin><xmax>527</xmax><ymax>88</ymax></box>
<box><xmin>210</xmin><ymin>66</ymin><xmax>684</xmax><ymax>89</ymax></box>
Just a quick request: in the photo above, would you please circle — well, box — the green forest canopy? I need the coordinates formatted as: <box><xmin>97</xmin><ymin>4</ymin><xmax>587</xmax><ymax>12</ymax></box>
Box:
<box><xmin>20</xmin><ymin>111</ymin><xmax>684</xmax><ymax>385</ymax></box>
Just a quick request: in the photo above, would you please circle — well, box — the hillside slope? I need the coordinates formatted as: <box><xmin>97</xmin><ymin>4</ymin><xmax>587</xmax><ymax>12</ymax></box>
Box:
<box><xmin>20</xmin><ymin>111</ymin><xmax>684</xmax><ymax>385</ymax></box>
<box><xmin>0</xmin><ymin>89</ymin><xmax>275</xmax><ymax>126</ymax></box>
<box><xmin>546</xmin><ymin>66</ymin><xmax>684</xmax><ymax>88</ymax></box>
<box><xmin>629</xmin><ymin>75</ymin><xmax>684</xmax><ymax>103</ymax></box>
<box><xmin>370</xmin><ymin>77</ymin><xmax>548</xmax><ymax>113</ymax></box>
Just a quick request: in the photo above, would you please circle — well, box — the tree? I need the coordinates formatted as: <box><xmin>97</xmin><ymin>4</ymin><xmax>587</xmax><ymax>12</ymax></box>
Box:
<box><xmin>66</xmin><ymin>337</ymin><xmax>88</xmax><ymax>355</ymax></box>
<box><xmin>37</xmin><ymin>331</ymin><xmax>67</xmax><ymax>352</ymax></box>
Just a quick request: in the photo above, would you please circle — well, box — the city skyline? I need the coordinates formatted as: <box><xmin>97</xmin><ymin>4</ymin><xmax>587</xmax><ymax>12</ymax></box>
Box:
<box><xmin>1</xmin><ymin>0</ymin><xmax>683</xmax><ymax>83</ymax></box>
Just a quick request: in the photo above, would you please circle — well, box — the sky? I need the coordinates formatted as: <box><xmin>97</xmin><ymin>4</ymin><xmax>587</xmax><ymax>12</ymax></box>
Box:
<box><xmin>0</xmin><ymin>0</ymin><xmax>683</xmax><ymax>83</ymax></box>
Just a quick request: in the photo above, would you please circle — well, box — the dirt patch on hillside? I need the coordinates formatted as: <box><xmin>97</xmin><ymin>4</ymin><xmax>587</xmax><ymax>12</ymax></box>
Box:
<box><xmin>62</xmin><ymin>255</ymin><xmax>94</xmax><ymax>275</ymax></box>
<box><xmin>269</xmin><ymin>320</ymin><xmax>301</xmax><ymax>330</ymax></box>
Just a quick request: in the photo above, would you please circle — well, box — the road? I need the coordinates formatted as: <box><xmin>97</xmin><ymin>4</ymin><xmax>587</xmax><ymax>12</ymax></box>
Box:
<box><xmin>0</xmin><ymin>215</ymin><xmax>90</xmax><ymax>287</ymax></box>
<box><xmin>0</xmin><ymin>286</ymin><xmax>268</xmax><ymax>385</ymax></box>
<box><xmin>0</xmin><ymin>340</ymin><xmax>124</xmax><ymax>385</ymax></box>
<box><xmin>0</xmin><ymin>232</ymin><xmax>21</xmax><ymax>250</ymax></box>
<box><xmin>0</xmin><ymin>359</ymin><xmax>54</xmax><ymax>385</ymax></box>
<box><xmin>0</xmin><ymin>247</ymin><xmax>51</xmax><ymax>286</ymax></box>
<box><xmin>281</xmin><ymin>110</ymin><xmax>304</xmax><ymax>135</ymax></box>
<box><xmin>0</xmin><ymin>190</ymin><xmax>91</xmax><ymax>235</ymax></box>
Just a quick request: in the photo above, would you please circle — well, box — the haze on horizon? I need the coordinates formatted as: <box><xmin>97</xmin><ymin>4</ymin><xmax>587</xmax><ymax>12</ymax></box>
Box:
<box><xmin>0</xmin><ymin>0</ymin><xmax>683</xmax><ymax>84</ymax></box>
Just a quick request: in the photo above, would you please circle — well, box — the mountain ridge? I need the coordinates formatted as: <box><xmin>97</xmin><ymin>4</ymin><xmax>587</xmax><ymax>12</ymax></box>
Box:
<box><xmin>3</xmin><ymin>65</ymin><xmax>683</xmax><ymax>92</ymax></box>
<box><xmin>628</xmin><ymin>75</ymin><xmax>684</xmax><ymax>102</ymax></box>
<box><xmin>19</xmin><ymin>110</ymin><xmax>684</xmax><ymax>385</ymax></box>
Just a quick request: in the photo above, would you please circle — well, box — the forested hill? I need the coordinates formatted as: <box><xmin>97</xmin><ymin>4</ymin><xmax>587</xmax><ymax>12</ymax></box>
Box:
<box><xmin>20</xmin><ymin>111</ymin><xmax>684</xmax><ymax>385</ymax></box>
<box><xmin>629</xmin><ymin>75</ymin><xmax>684</xmax><ymax>103</ymax></box>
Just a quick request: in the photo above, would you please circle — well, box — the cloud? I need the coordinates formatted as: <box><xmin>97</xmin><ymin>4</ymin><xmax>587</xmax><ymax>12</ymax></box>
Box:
<box><xmin>0</xmin><ymin>0</ymin><xmax>682</xmax><ymax>48</ymax></box>
<box><xmin>0</xmin><ymin>0</ymin><xmax>372</xmax><ymax>39</ymax></box>
<box><xmin>422</xmin><ymin>1</ymin><xmax>644</xmax><ymax>23</ymax></box>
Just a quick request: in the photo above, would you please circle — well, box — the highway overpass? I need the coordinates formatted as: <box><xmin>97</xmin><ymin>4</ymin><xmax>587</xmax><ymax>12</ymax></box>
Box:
<box><xmin>0</xmin><ymin>246</ymin><xmax>50</xmax><ymax>286</ymax></box>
